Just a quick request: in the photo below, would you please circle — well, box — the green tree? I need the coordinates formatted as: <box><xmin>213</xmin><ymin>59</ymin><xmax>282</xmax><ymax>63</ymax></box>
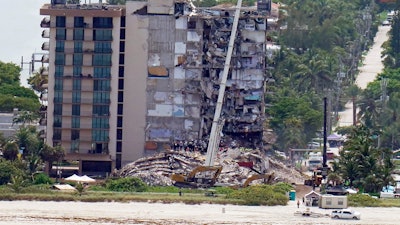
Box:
<box><xmin>0</xmin><ymin>159</ymin><xmax>24</xmax><ymax>185</ymax></box>
<box><xmin>0</xmin><ymin>62</ymin><xmax>20</xmax><ymax>86</ymax></box>
<box><xmin>267</xmin><ymin>90</ymin><xmax>323</xmax><ymax>150</ymax></box>
<box><xmin>337</xmin><ymin>125</ymin><xmax>393</xmax><ymax>192</ymax></box>
<box><xmin>3</xmin><ymin>142</ymin><xmax>19</xmax><ymax>161</ymax></box>
<box><xmin>12</xmin><ymin>111</ymin><xmax>39</xmax><ymax>126</ymax></box>
<box><xmin>40</xmin><ymin>145</ymin><xmax>65</xmax><ymax>175</ymax></box>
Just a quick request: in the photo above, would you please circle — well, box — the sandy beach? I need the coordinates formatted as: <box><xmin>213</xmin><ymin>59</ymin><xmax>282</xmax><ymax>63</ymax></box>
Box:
<box><xmin>0</xmin><ymin>200</ymin><xmax>398</xmax><ymax>225</ymax></box>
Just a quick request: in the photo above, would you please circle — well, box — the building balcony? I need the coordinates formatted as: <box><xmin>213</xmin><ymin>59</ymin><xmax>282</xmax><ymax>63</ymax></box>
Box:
<box><xmin>41</xmin><ymin>83</ymin><xmax>48</xmax><ymax>89</ymax></box>
<box><xmin>40</xmin><ymin>67</ymin><xmax>49</xmax><ymax>76</ymax></box>
<box><xmin>42</xmin><ymin>42</ymin><xmax>50</xmax><ymax>51</ymax></box>
<box><xmin>40</xmin><ymin>105</ymin><xmax>47</xmax><ymax>113</ymax></box>
<box><xmin>40</xmin><ymin>17</ymin><xmax>50</xmax><ymax>28</ymax></box>
<box><xmin>41</xmin><ymin>54</ymin><xmax>49</xmax><ymax>63</ymax></box>
<box><xmin>41</xmin><ymin>30</ymin><xmax>50</xmax><ymax>38</ymax></box>
<box><xmin>39</xmin><ymin>118</ymin><xmax>47</xmax><ymax>126</ymax></box>
<box><xmin>40</xmin><ymin>92</ymin><xmax>48</xmax><ymax>101</ymax></box>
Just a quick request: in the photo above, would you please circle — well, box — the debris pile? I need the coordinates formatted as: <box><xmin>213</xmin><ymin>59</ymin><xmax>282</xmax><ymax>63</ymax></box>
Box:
<box><xmin>117</xmin><ymin>149</ymin><xmax>307</xmax><ymax>187</ymax></box>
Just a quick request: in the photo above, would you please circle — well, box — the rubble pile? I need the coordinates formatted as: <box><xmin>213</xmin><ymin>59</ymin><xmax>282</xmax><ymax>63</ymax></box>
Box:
<box><xmin>117</xmin><ymin>149</ymin><xmax>307</xmax><ymax>187</ymax></box>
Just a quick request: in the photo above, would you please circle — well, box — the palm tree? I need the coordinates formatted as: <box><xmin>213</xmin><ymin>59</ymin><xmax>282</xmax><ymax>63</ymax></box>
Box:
<box><xmin>293</xmin><ymin>50</ymin><xmax>334</xmax><ymax>93</ymax></box>
<box><xmin>346</xmin><ymin>85</ymin><xmax>361</xmax><ymax>126</ymax></box>
<box><xmin>12</xmin><ymin>111</ymin><xmax>39</xmax><ymax>127</ymax></box>
<box><xmin>40</xmin><ymin>144</ymin><xmax>65</xmax><ymax>175</ymax></box>
<box><xmin>27</xmin><ymin>71</ymin><xmax>47</xmax><ymax>94</ymax></box>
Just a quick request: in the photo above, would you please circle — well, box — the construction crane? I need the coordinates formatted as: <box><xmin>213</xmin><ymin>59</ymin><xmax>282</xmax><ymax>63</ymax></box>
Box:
<box><xmin>170</xmin><ymin>0</ymin><xmax>242</xmax><ymax>188</ymax></box>
<box><xmin>205</xmin><ymin>0</ymin><xmax>242</xmax><ymax>167</ymax></box>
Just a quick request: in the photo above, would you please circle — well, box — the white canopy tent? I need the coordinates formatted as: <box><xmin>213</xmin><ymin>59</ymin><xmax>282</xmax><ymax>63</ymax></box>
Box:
<box><xmin>65</xmin><ymin>174</ymin><xmax>96</xmax><ymax>183</ymax></box>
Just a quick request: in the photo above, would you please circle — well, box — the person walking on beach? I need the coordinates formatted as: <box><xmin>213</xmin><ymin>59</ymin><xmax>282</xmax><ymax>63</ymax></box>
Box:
<box><xmin>297</xmin><ymin>200</ymin><xmax>300</xmax><ymax>208</ymax></box>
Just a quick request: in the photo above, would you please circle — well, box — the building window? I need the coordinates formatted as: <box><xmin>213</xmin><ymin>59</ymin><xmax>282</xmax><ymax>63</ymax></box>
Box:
<box><xmin>55</xmin><ymin>41</ymin><xmax>64</xmax><ymax>52</ymax></box>
<box><xmin>117</xmin><ymin>116</ymin><xmax>123</xmax><ymax>127</ymax></box>
<box><xmin>94</xmin><ymin>67</ymin><xmax>111</xmax><ymax>78</ymax></box>
<box><xmin>92</xmin><ymin>117</ymin><xmax>109</xmax><ymax>129</ymax></box>
<box><xmin>94</xmin><ymin>80</ymin><xmax>110</xmax><ymax>91</ymax></box>
<box><xmin>117</xmin><ymin>104</ymin><xmax>123</xmax><ymax>114</ymax></box>
<box><xmin>188</xmin><ymin>21</ymin><xmax>196</xmax><ymax>29</ymax></box>
<box><xmin>118</xmin><ymin>91</ymin><xmax>124</xmax><ymax>102</ymax></box>
<box><xmin>117</xmin><ymin>129</ymin><xmax>122</xmax><ymax>139</ymax></box>
<box><xmin>92</xmin><ymin>129</ymin><xmax>109</xmax><ymax>142</ymax></box>
<box><xmin>74</xmin><ymin>29</ymin><xmax>84</xmax><ymax>41</ymax></box>
<box><xmin>71</xmin><ymin>130</ymin><xmax>80</xmax><ymax>140</ymax></box>
<box><xmin>55</xmin><ymin>53</ymin><xmax>65</xmax><ymax>65</ymax></box>
<box><xmin>118</xmin><ymin>66</ymin><xmax>124</xmax><ymax>78</ymax></box>
<box><xmin>56</xmin><ymin>28</ymin><xmax>66</xmax><ymax>40</ymax></box>
<box><xmin>74</xmin><ymin>17</ymin><xmax>84</xmax><ymax>27</ymax></box>
<box><xmin>93</xmin><ymin>29</ymin><xmax>112</xmax><ymax>41</ymax></box>
<box><xmin>54</xmin><ymin>104</ymin><xmax>62</xmax><ymax>115</ymax></box>
<box><xmin>74</xmin><ymin>41</ymin><xmax>83</xmax><ymax>53</ymax></box>
<box><xmin>72</xmin><ymin>104</ymin><xmax>80</xmax><ymax>116</ymax></box>
<box><xmin>93</xmin><ymin>105</ymin><xmax>109</xmax><ymax>116</ymax></box>
<box><xmin>54</xmin><ymin>116</ymin><xmax>62</xmax><ymax>128</ymax></box>
<box><xmin>119</xmin><ymin>41</ymin><xmax>125</xmax><ymax>52</ymax></box>
<box><xmin>54</xmin><ymin>91</ymin><xmax>63</xmax><ymax>103</ymax></box>
<box><xmin>72</xmin><ymin>116</ymin><xmax>80</xmax><ymax>128</ymax></box>
<box><xmin>120</xmin><ymin>16</ymin><xmax>125</xmax><ymax>27</ymax></box>
<box><xmin>55</xmin><ymin>66</ymin><xmax>64</xmax><ymax>77</ymax></box>
<box><xmin>53</xmin><ymin>129</ymin><xmax>62</xmax><ymax>140</ymax></box>
<box><xmin>72</xmin><ymin>91</ymin><xmax>81</xmax><ymax>103</ymax></box>
<box><xmin>120</xmin><ymin>28</ymin><xmax>125</xmax><ymax>39</ymax></box>
<box><xmin>93</xmin><ymin>92</ymin><xmax>110</xmax><ymax>104</ymax></box>
<box><xmin>119</xmin><ymin>54</ymin><xmax>124</xmax><ymax>64</ymax></box>
<box><xmin>55</xmin><ymin>79</ymin><xmax>63</xmax><ymax>91</ymax></box>
<box><xmin>326</xmin><ymin>198</ymin><xmax>332</xmax><ymax>205</ymax></box>
<box><xmin>118</xmin><ymin>79</ymin><xmax>124</xmax><ymax>90</ymax></box>
<box><xmin>116</xmin><ymin>142</ymin><xmax>122</xmax><ymax>152</ymax></box>
<box><xmin>73</xmin><ymin>53</ymin><xmax>83</xmax><ymax>66</ymax></box>
<box><xmin>94</xmin><ymin>42</ymin><xmax>112</xmax><ymax>53</ymax></box>
<box><xmin>116</xmin><ymin>153</ymin><xmax>122</xmax><ymax>169</ymax></box>
<box><xmin>56</xmin><ymin>16</ymin><xmax>66</xmax><ymax>27</ymax></box>
<box><xmin>73</xmin><ymin>79</ymin><xmax>81</xmax><ymax>90</ymax></box>
<box><xmin>93</xmin><ymin>17</ymin><xmax>113</xmax><ymax>28</ymax></box>
<box><xmin>73</xmin><ymin>66</ymin><xmax>82</xmax><ymax>77</ymax></box>
<box><xmin>93</xmin><ymin>54</ymin><xmax>111</xmax><ymax>66</ymax></box>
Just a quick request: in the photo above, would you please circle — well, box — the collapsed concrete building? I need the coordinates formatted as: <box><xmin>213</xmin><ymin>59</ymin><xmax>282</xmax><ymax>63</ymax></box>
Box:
<box><xmin>138</xmin><ymin>0</ymin><xmax>274</xmax><ymax>153</ymax></box>
<box><xmin>39</xmin><ymin>0</ymin><xmax>276</xmax><ymax>175</ymax></box>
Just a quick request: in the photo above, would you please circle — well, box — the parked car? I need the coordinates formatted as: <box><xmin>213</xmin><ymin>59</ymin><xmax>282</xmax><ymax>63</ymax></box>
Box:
<box><xmin>307</xmin><ymin>142</ymin><xmax>321</xmax><ymax>149</ymax></box>
<box><xmin>331</xmin><ymin>209</ymin><xmax>361</xmax><ymax>220</ymax></box>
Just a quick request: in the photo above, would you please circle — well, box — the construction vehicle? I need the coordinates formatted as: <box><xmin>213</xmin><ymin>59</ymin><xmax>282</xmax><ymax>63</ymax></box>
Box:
<box><xmin>237</xmin><ymin>156</ymin><xmax>275</xmax><ymax>187</ymax></box>
<box><xmin>171</xmin><ymin>0</ymin><xmax>243</xmax><ymax>188</ymax></box>
<box><xmin>304</xmin><ymin>168</ymin><xmax>323</xmax><ymax>187</ymax></box>
<box><xmin>243</xmin><ymin>172</ymin><xmax>275</xmax><ymax>187</ymax></box>
<box><xmin>170</xmin><ymin>165</ymin><xmax>223</xmax><ymax>188</ymax></box>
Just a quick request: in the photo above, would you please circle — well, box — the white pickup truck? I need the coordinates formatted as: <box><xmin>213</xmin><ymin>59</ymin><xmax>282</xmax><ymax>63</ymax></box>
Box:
<box><xmin>331</xmin><ymin>209</ymin><xmax>361</xmax><ymax>220</ymax></box>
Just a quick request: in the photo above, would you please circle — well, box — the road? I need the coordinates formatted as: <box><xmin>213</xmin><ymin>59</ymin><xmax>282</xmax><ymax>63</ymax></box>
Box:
<box><xmin>337</xmin><ymin>25</ymin><xmax>391</xmax><ymax>127</ymax></box>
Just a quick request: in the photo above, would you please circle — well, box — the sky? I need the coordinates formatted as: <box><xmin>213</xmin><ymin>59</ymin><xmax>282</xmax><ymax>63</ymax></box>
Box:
<box><xmin>0</xmin><ymin>0</ymin><xmax>50</xmax><ymax>87</ymax></box>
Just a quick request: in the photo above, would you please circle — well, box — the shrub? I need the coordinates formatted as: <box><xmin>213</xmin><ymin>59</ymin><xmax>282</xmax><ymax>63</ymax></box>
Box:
<box><xmin>33</xmin><ymin>173</ymin><xmax>53</xmax><ymax>185</ymax></box>
<box><xmin>348</xmin><ymin>194</ymin><xmax>379</xmax><ymax>207</ymax></box>
<box><xmin>105</xmin><ymin>177</ymin><xmax>148</xmax><ymax>192</ymax></box>
<box><xmin>226</xmin><ymin>184</ymin><xmax>288</xmax><ymax>206</ymax></box>
<box><xmin>0</xmin><ymin>159</ymin><xmax>24</xmax><ymax>185</ymax></box>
